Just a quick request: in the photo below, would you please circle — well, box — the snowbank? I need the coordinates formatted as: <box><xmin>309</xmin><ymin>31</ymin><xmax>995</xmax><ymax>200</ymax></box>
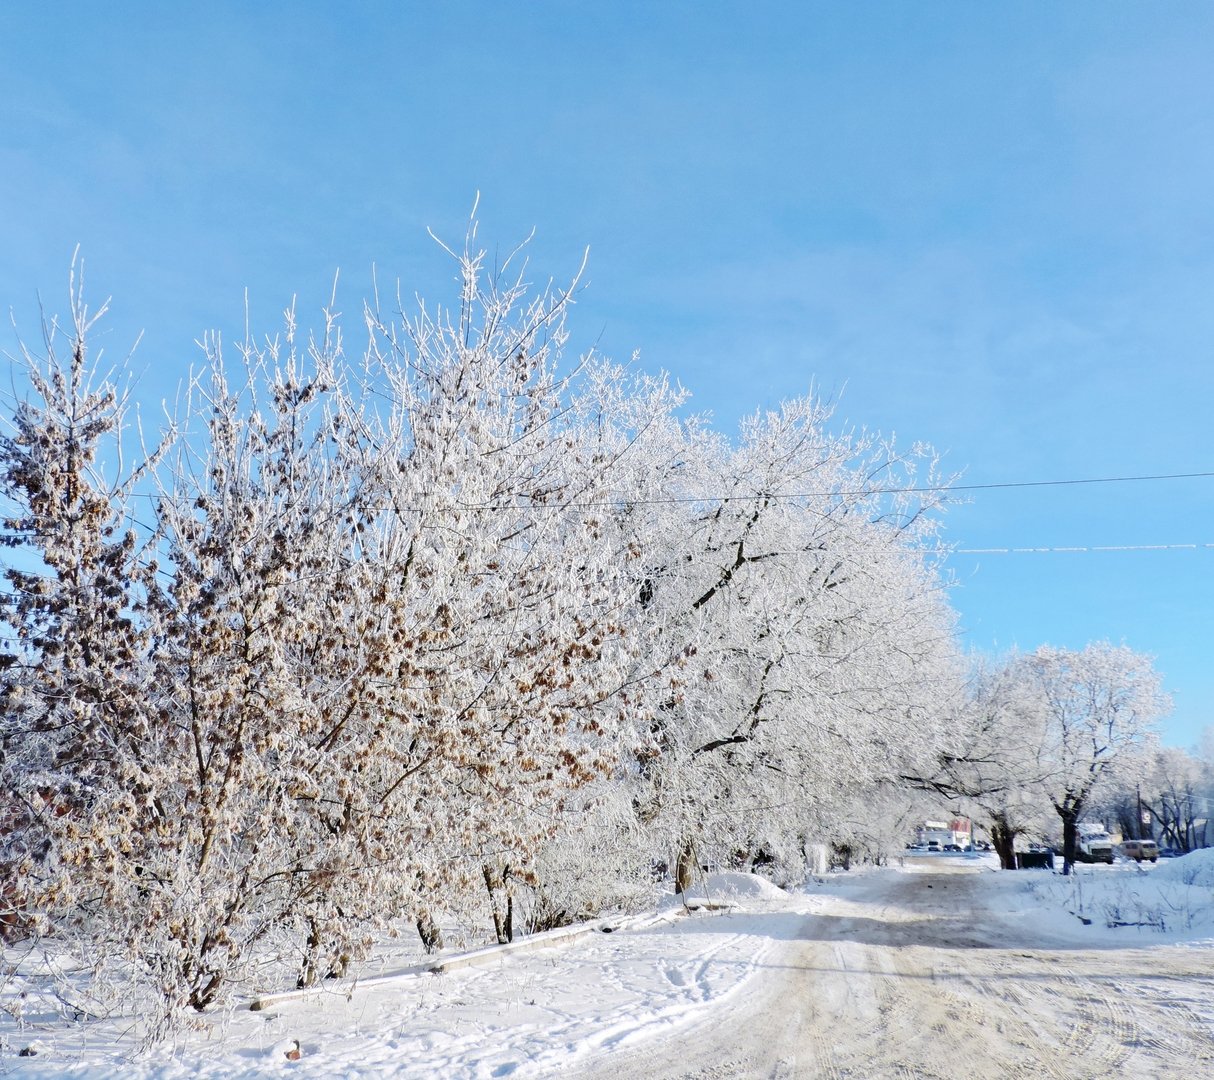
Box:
<box><xmin>1016</xmin><ymin>850</ymin><xmax>1214</xmax><ymax>944</ymax></box>
<box><xmin>1152</xmin><ymin>847</ymin><xmax>1214</xmax><ymax>887</ymax></box>
<box><xmin>0</xmin><ymin>886</ymin><xmax>812</xmax><ymax>1078</ymax></box>
<box><xmin>676</xmin><ymin>871</ymin><xmax>794</xmax><ymax>908</ymax></box>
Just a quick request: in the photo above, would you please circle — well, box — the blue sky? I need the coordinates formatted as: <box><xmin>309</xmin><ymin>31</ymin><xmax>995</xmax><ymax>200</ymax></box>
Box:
<box><xmin>3</xmin><ymin>3</ymin><xmax>1212</xmax><ymax>747</ymax></box>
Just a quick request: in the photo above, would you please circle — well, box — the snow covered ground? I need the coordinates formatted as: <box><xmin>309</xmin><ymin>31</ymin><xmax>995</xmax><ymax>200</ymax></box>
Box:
<box><xmin>1024</xmin><ymin>847</ymin><xmax>1214</xmax><ymax>939</ymax></box>
<box><xmin>2</xmin><ymin>854</ymin><xmax>1212</xmax><ymax>1077</ymax></box>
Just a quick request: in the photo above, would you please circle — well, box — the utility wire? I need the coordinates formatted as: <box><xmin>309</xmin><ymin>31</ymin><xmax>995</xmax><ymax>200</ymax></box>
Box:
<box><xmin>935</xmin><ymin>470</ymin><xmax>1214</xmax><ymax>493</ymax></box>
<box><xmin>113</xmin><ymin>467</ymin><xmax>1214</xmax><ymax>511</ymax></box>
<box><xmin>955</xmin><ymin>543</ymin><xmax>1214</xmax><ymax>555</ymax></box>
<box><xmin>3</xmin><ymin>472</ymin><xmax>1211</xmax><ymax>583</ymax></box>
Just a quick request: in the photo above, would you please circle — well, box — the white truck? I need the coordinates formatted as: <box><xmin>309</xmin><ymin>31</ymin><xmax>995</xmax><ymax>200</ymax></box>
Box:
<box><xmin>1076</xmin><ymin>824</ymin><xmax>1114</xmax><ymax>864</ymax></box>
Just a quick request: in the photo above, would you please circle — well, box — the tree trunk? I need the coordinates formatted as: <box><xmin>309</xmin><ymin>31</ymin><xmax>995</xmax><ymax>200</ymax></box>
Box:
<box><xmin>1114</xmin><ymin>806</ymin><xmax>1136</xmax><ymax>842</ymax></box>
<box><xmin>674</xmin><ymin>838</ymin><xmax>697</xmax><ymax>897</ymax></box>
<box><xmin>988</xmin><ymin>816</ymin><xmax>1018</xmax><ymax>871</ymax></box>
<box><xmin>483</xmin><ymin>864</ymin><xmax>513</xmax><ymax>944</ymax></box>
<box><xmin>1059</xmin><ymin>806</ymin><xmax>1080</xmax><ymax>876</ymax></box>
<box><xmin>832</xmin><ymin>843</ymin><xmax>853</xmax><ymax>871</ymax></box>
<box><xmin>297</xmin><ymin>919</ymin><xmax>322</xmax><ymax>989</ymax></box>
<box><xmin>416</xmin><ymin>909</ymin><xmax>444</xmax><ymax>953</ymax></box>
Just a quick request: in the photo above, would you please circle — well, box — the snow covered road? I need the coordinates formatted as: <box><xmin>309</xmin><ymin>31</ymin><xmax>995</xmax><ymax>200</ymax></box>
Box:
<box><xmin>579</xmin><ymin>861</ymin><xmax>1214</xmax><ymax>1079</ymax></box>
<box><xmin>8</xmin><ymin>859</ymin><xmax>1213</xmax><ymax>1077</ymax></box>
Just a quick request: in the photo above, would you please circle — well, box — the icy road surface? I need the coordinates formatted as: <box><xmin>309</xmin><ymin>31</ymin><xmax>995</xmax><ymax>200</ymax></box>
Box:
<box><xmin>8</xmin><ymin>858</ymin><xmax>1213</xmax><ymax>1077</ymax></box>
<box><xmin>580</xmin><ymin>860</ymin><xmax>1214</xmax><ymax>1080</ymax></box>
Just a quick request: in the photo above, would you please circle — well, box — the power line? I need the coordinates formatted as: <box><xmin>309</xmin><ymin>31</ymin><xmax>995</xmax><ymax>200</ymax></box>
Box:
<box><xmin>114</xmin><ymin>467</ymin><xmax>1214</xmax><ymax>511</ymax></box>
<box><xmin>955</xmin><ymin>543</ymin><xmax>1214</xmax><ymax>556</ymax></box>
<box><xmin>938</xmin><ymin>470</ymin><xmax>1214</xmax><ymax>494</ymax></box>
<box><xmin>5</xmin><ymin>471</ymin><xmax>1213</xmax><ymax>575</ymax></box>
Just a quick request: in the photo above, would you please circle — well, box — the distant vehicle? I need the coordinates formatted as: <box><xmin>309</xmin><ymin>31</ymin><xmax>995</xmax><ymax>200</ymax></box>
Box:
<box><xmin>1075</xmin><ymin>832</ymin><xmax>1114</xmax><ymax>864</ymax></box>
<box><xmin>1158</xmin><ymin>847</ymin><xmax>1182</xmax><ymax>858</ymax></box>
<box><xmin>1119</xmin><ymin>839</ymin><xmax>1159</xmax><ymax>863</ymax></box>
<box><xmin>943</xmin><ymin>843</ymin><xmax>962</xmax><ymax>852</ymax></box>
<box><xmin>975</xmin><ymin>841</ymin><xmax>992</xmax><ymax>852</ymax></box>
<box><xmin>926</xmin><ymin>840</ymin><xmax>941</xmax><ymax>851</ymax></box>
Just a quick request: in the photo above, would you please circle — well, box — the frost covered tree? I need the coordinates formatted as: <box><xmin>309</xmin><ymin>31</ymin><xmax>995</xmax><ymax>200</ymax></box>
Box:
<box><xmin>316</xmin><ymin>227</ymin><xmax>664</xmax><ymax>947</ymax></box>
<box><xmin>0</xmin><ymin>271</ymin><xmax>168</xmax><ymax>956</ymax></box>
<box><xmin>3</xmin><ymin>285</ymin><xmax>378</xmax><ymax>1023</ymax></box>
<box><xmin>1</xmin><ymin>223</ymin><xmax>975</xmax><ymax>1033</ymax></box>
<box><xmin>0</xmin><ymin>235</ymin><xmax>671</xmax><ymax>1023</ymax></box>
<box><xmin>916</xmin><ymin>654</ymin><xmax>1055</xmax><ymax>870</ymax></box>
<box><xmin>1025</xmin><ymin>643</ymin><xmax>1170</xmax><ymax>875</ymax></box>
<box><xmin>620</xmin><ymin>397</ymin><xmax>960</xmax><ymax>888</ymax></box>
<box><xmin>914</xmin><ymin>646</ymin><xmax>1171</xmax><ymax>872</ymax></box>
<box><xmin>1105</xmin><ymin>744</ymin><xmax>1209</xmax><ymax>852</ymax></box>
<box><xmin>129</xmin><ymin>300</ymin><xmax>378</xmax><ymax>1012</ymax></box>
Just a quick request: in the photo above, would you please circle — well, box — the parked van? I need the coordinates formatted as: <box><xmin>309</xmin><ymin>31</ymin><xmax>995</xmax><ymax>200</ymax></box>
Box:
<box><xmin>1119</xmin><ymin>840</ymin><xmax>1159</xmax><ymax>863</ymax></box>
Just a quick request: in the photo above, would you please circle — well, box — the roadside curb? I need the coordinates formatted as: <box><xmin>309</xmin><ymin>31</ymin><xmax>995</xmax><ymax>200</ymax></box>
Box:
<box><xmin>247</xmin><ymin>905</ymin><xmax>701</xmax><ymax>1012</ymax></box>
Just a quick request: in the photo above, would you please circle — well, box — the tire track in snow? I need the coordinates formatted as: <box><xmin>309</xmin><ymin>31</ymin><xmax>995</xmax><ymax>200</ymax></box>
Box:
<box><xmin>576</xmin><ymin>863</ymin><xmax>1214</xmax><ymax>1080</ymax></box>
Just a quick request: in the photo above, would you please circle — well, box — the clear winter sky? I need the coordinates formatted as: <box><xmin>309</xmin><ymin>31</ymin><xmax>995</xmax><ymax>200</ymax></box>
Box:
<box><xmin>2</xmin><ymin>4</ymin><xmax>1212</xmax><ymax>748</ymax></box>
